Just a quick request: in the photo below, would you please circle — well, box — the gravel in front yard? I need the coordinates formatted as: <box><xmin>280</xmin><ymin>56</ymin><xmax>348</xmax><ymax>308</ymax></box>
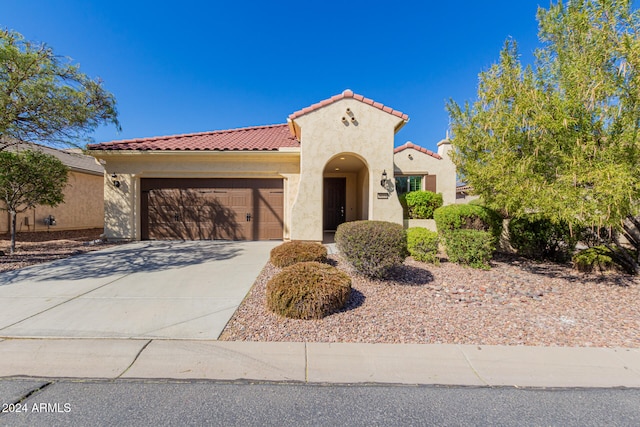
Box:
<box><xmin>0</xmin><ymin>229</ymin><xmax>121</xmax><ymax>273</ymax></box>
<box><xmin>219</xmin><ymin>253</ymin><xmax>640</xmax><ymax>347</ymax></box>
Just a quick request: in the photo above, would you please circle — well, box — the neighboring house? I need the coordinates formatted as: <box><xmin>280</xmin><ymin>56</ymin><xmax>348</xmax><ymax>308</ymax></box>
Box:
<box><xmin>0</xmin><ymin>142</ymin><xmax>105</xmax><ymax>233</ymax></box>
<box><xmin>393</xmin><ymin>141</ymin><xmax>456</xmax><ymax>205</ymax></box>
<box><xmin>88</xmin><ymin>90</ymin><xmax>457</xmax><ymax>242</ymax></box>
<box><xmin>456</xmin><ymin>183</ymin><xmax>480</xmax><ymax>203</ymax></box>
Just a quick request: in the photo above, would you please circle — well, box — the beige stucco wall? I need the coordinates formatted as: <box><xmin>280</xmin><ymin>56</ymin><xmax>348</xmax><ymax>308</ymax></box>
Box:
<box><xmin>393</xmin><ymin>140</ymin><xmax>457</xmax><ymax>205</ymax></box>
<box><xmin>289</xmin><ymin>98</ymin><xmax>405</xmax><ymax>241</ymax></box>
<box><xmin>1</xmin><ymin>170</ymin><xmax>104</xmax><ymax>233</ymax></box>
<box><xmin>92</xmin><ymin>151</ymin><xmax>300</xmax><ymax>240</ymax></box>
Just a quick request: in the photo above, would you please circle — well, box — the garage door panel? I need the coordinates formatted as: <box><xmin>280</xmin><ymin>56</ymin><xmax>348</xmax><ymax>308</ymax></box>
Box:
<box><xmin>147</xmin><ymin>189</ymin><xmax>183</xmax><ymax>240</ymax></box>
<box><xmin>256</xmin><ymin>189</ymin><xmax>284</xmax><ymax>240</ymax></box>
<box><xmin>142</xmin><ymin>179</ymin><xmax>282</xmax><ymax>241</ymax></box>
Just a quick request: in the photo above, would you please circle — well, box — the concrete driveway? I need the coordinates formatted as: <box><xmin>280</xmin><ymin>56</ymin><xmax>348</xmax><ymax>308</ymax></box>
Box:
<box><xmin>0</xmin><ymin>240</ymin><xmax>280</xmax><ymax>340</ymax></box>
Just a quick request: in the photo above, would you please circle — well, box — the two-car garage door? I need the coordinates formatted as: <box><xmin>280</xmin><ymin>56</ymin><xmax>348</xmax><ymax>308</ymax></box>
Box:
<box><xmin>140</xmin><ymin>178</ymin><xmax>283</xmax><ymax>241</ymax></box>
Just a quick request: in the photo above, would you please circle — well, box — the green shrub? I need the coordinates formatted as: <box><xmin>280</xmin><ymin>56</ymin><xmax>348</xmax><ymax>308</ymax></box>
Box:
<box><xmin>403</xmin><ymin>191</ymin><xmax>443</xmax><ymax>219</ymax></box>
<box><xmin>266</xmin><ymin>262</ymin><xmax>351</xmax><ymax>319</ymax></box>
<box><xmin>433</xmin><ymin>204</ymin><xmax>502</xmax><ymax>242</ymax></box>
<box><xmin>270</xmin><ymin>241</ymin><xmax>327</xmax><ymax>268</ymax></box>
<box><xmin>572</xmin><ymin>245</ymin><xmax>619</xmax><ymax>273</ymax></box>
<box><xmin>335</xmin><ymin>220</ymin><xmax>408</xmax><ymax>279</ymax></box>
<box><xmin>508</xmin><ymin>216</ymin><xmax>579</xmax><ymax>262</ymax></box>
<box><xmin>406</xmin><ymin>227</ymin><xmax>440</xmax><ymax>265</ymax></box>
<box><xmin>444</xmin><ymin>229</ymin><xmax>495</xmax><ymax>269</ymax></box>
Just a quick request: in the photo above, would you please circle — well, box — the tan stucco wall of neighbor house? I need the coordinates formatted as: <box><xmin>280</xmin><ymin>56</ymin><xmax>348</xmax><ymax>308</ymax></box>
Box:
<box><xmin>289</xmin><ymin>98</ymin><xmax>405</xmax><ymax>241</ymax></box>
<box><xmin>393</xmin><ymin>140</ymin><xmax>457</xmax><ymax>206</ymax></box>
<box><xmin>95</xmin><ymin>151</ymin><xmax>300</xmax><ymax>240</ymax></box>
<box><xmin>0</xmin><ymin>171</ymin><xmax>104</xmax><ymax>233</ymax></box>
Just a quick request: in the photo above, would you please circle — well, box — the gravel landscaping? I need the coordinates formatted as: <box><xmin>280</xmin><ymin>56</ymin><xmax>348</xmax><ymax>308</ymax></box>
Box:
<box><xmin>0</xmin><ymin>229</ymin><xmax>120</xmax><ymax>273</ymax></box>
<box><xmin>2</xmin><ymin>231</ymin><xmax>637</xmax><ymax>348</ymax></box>
<box><xmin>220</xmin><ymin>252</ymin><xmax>640</xmax><ymax>348</ymax></box>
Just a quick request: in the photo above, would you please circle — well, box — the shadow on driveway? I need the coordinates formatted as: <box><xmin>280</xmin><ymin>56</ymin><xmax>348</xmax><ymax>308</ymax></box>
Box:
<box><xmin>0</xmin><ymin>241</ymin><xmax>243</xmax><ymax>284</ymax></box>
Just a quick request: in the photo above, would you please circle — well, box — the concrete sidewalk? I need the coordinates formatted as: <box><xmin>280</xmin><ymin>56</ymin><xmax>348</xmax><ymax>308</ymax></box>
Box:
<box><xmin>0</xmin><ymin>338</ymin><xmax>638</xmax><ymax>388</ymax></box>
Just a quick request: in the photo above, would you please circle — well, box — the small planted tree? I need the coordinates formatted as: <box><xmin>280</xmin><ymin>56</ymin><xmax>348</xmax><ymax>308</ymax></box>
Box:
<box><xmin>0</xmin><ymin>150</ymin><xmax>68</xmax><ymax>254</ymax></box>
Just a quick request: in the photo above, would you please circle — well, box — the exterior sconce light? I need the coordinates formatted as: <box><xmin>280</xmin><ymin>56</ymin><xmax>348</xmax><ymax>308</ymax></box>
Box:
<box><xmin>43</xmin><ymin>215</ymin><xmax>56</xmax><ymax>226</ymax></box>
<box><xmin>380</xmin><ymin>170</ymin><xmax>395</xmax><ymax>193</ymax></box>
<box><xmin>111</xmin><ymin>173</ymin><xmax>121</xmax><ymax>188</ymax></box>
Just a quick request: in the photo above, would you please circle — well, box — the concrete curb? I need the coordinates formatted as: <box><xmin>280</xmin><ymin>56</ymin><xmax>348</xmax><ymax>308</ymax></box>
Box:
<box><xmin>0</xmin><ymin>338</ymin><xmax>638</xmax><ymax>388</ymax></box>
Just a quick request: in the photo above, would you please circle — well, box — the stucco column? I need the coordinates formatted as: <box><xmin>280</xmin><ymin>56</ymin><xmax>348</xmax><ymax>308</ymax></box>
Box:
<box><xmin>103</xmin><ymin>172</ymin><xmax>136</xmax><ymax>240</ymax></box>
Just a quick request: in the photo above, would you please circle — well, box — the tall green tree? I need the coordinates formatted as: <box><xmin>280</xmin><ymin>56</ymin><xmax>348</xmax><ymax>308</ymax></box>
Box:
<box><xmin>447</xmin><ymin>0</ymin><xmax>640</xmax><ymax>273</ymax></box>
<box><xmin>0</xmin><ymin>29</ymin><xmax>120</xmax><ymax>147</ymax></box>
<box><xmin>0</xmin><ymin>150</ymin><xmax>68</xmax><ymax>254</ymax></box>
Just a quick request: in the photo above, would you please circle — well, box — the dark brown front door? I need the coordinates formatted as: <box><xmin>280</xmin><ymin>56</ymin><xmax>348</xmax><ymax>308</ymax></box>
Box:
<box><xmin>141</xmin><ymin>178</ymin><xmax>283</xmax><ymax>240</ymax></box>
<box><xmin>324</xmin><ymin>177</ymin><xmax>346</xmax><ymax>231</ymax></box>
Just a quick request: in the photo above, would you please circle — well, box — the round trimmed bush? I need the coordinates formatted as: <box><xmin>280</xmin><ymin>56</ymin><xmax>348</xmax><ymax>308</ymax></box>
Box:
<box><xmin>444</xmin><ymin>229</ymin><xmax>495</xmax><ymax>269</ymax></box>
<box><xmin>270</xmin><ymin>241</ymin><xmax>327</xmax><ymax>268</ymax></box>
<box><xmin>335</xmin><ymin>220</ymin><xmax>408</xmax><ymax>279</ymax></box>
<box><xmin>404</xmin><ymin>191</ymin><xmax>443</xmax><ymax>219</ymax></box>
<box><xmin>433</xmin><ymin>204</ymin><xmax>502</xmax><ymax>242</ymax></box>
<box><xmin>508</xmin><ymin>216</ymin><xmax>579</xmax><ymax>262</ymax></box>
<box><xmin>266</xmin><ymin>262</ymin><xmax>352</xmax><ymax>320</ymax></box>
<box><xmin>406</xmin><ymin>227</ymin><xmax>440</xmax><ymax>264</ymax></box>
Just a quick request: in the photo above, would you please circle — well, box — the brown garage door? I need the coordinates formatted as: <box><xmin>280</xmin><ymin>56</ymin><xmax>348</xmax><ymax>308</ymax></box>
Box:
<box><xmin>140</xmin><ymin>178</ymin><xmax>283</xmax><ymax>240</ymax></box>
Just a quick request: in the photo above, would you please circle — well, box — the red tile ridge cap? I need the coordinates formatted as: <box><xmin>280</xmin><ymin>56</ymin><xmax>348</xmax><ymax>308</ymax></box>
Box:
<box><xmin>288</xmin><ymin>89</ymin><xmax>409</xmax><ymax>121</ymax></box>
<box><xmin>394</xmin><ymin>141</ymin><xmax>442</xmax><ymax>159</ymax></box>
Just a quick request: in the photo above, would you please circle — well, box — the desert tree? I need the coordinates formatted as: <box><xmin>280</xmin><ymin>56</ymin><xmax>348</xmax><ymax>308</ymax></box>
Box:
<box><xmin>447</xmin><ymin>0</ymin><xmax>640</xmax><ymax>273</ymax></box>
<box><xmin>0</xmin><ymin>29</ymin><xmax>120</xmax><ymax>148</ymax></box>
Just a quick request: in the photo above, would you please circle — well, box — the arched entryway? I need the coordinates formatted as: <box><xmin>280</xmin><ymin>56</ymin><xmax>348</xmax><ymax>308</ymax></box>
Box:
<box><xmin>322</xmin><ymin>153</ymin><xmax>369</xmax><ymax>234</ymax></box>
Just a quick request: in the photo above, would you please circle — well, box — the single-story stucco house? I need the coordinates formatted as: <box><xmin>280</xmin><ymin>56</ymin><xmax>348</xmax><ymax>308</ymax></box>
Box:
<box><xmin>0</xmin><ymin>141</ymin><xmax>104</xmax><ymax>233</ymax></box>
<box><xmin>88</xmin><ymin>90</ymin><xmax>456</xmax><ymax>242</ymax></box>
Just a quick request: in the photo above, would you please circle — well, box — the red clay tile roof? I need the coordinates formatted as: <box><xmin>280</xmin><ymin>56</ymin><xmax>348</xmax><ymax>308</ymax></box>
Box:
<box><xmin>288</xmin><ymin>89</ymin><xmax>409</xmax><ymax>121</ymax></box>
<box><xmin>87</xmin><ymin>124</ymin><xmax>299</xmax><ymax>151</ymax></box>
<box><xmin>394</xmin><ymin>142</ymin><xmax>442</xmax><ymax>159</ymax></box>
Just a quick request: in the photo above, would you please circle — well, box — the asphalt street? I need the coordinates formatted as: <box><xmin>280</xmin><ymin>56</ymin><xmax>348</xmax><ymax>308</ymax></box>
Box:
<box><xmin>1</xmin><ymin>379</ymin><xmax>639</xmax><ymax>426</ymax></box>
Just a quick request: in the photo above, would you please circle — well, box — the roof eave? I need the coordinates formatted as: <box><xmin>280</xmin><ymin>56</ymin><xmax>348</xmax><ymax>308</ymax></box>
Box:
<box><xmin>87</xmin><ymin>149</ymin><xmax>300</xmax><ymax>158</ymax></box>
<box><xmin>394</xmin><ymin>117</ymin><xmax>409</xmax><ymax>134</ymax></box>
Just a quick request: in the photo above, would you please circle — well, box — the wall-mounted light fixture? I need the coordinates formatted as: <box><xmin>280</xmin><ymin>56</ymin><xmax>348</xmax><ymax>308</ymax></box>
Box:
<box><xmin>43</xmin><ymin>215</ymin><xmax>56</xmax><ymax>227</ymax></box>
<box><xmin>380</xmin><ymin>170</ymin><xmax>395</xmax><ymax>193</ymax></box>
<box><xmin>111</xmin><ymin>173</ymin><xmax>121</xmax><ymax>188</ymax></box>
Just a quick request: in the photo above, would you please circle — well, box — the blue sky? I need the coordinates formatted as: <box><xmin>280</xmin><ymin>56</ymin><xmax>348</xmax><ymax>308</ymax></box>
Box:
<box><xmin>3</xmin><ymin>1</ymin><xmax>544</xmax><ymax>151</ymax></box>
